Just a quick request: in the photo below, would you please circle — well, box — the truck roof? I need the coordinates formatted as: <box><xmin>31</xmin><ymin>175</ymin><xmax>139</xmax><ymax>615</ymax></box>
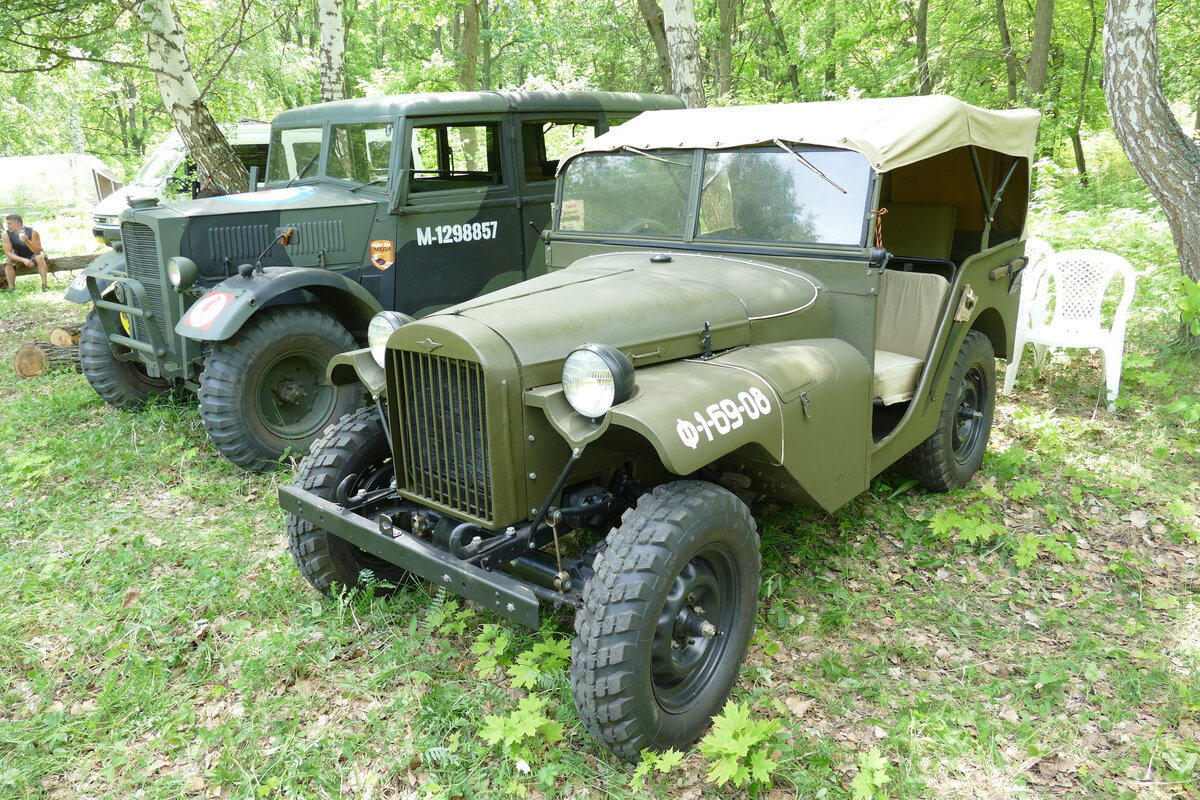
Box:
<box><xmin>271</xmin><ymin>90</ymin><xmax>684</xmax><ymax>127</ymax></box>
<box><xmin>563</xmin><ymin>94</ymin><xmax>1040</xmax><ymax>173</ymax></box>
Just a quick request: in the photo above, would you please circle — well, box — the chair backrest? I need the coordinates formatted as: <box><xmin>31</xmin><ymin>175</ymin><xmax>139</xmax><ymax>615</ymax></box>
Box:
<box><xmin>882</xmin><ymin>203</ymin><xmax>957</xmax><ymax>260</ymax></box>
<box><xmin>876</xmin><ymin>269</ymin><xmax>952</xmax><ymax>359</ymax></box>
<box><xmin>1023</xmin><ymin>237</ymin><xmax>1055</xmax><ymax>271</ymax></box>
<box><xmin>1037</xmin><ymin>249</ymin><xmax>1136</xmax><ymax>334</ymax></box>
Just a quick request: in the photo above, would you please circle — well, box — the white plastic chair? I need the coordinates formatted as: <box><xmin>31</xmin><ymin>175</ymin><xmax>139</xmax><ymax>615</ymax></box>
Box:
<box><xmin>1023</xmin><ymin>237</ymin><xmax>1055</xmax><ymax>271</ymax></box>
<box><xmin>1003</xmin><ymin>248</ymin><xmax>1137</xmax><ymax>411</ymax></box>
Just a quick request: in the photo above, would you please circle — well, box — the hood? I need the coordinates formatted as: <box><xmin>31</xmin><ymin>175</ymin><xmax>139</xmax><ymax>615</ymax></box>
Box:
<box><xmin>432</xmin><ymin>251</ymin><xmax>820</xmax><ymax>373</ymax></box>
<box><xmin>153</xmin><ymin>184</ymin><xmax>378</xmax><ymax>219</ymax></box>
<box><xmin>93</xmin><ymin>181</ymin><xmax>164</xmax><ymax>216</ymax></box>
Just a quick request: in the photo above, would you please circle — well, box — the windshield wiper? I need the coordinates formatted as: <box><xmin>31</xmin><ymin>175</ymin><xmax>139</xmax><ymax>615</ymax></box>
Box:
<box><xmin>348</xmin><ymin>177</ymin><xmax>388</xmax><ymax>193</ymax></box>
<box><xmin>286</xmin><ymin>154</ymin><xmax>320</xmax><ymax>187</ymax></box>
<box><xmin>773</xmin><ymin>139</ymin><xmax>847</xmax><ymax>194</ymax></box>
<box><xmin>620</xmin><ymin>145</ymin><xmax>691</xmax><ymax>167</ymax></box>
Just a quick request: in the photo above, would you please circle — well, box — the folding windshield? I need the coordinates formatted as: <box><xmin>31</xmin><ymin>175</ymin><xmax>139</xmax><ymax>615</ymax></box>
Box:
<box><xmin>556</xmin><ymin>145</ymin><xmax>872</xmax><ymax>246</ymax></box>
<box><xmin>557</xmin><ymin>151</ymin><xmax>694</xmax><ymax>237</ymax></box>
<box><xmin>697</xmin><ymin>147</ymin><xmax>872</xmax><ymax>246</ymax></box>
<box><xmin>327</xmin><ymin>122</ymin><xmax>394</xmax><ymax>186</ymax></box>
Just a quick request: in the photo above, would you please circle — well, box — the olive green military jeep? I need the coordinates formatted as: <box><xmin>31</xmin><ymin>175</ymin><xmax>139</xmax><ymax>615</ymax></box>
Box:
<box><xmin>279</xmin><ymin>95</ymin><xmax>1040</xmax><ymax>759</ymax></box>
<box><xmin>68</xmin><ymin>90</ymin><xmax>681</xmax><ymax>471</ymax></box>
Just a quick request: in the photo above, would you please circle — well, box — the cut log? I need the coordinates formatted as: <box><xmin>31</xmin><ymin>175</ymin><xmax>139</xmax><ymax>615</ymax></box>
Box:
<box><xmin>14</xmin><ymin>342</ymin><xmax>82</xmax><ymax>378</ymax></box>
<box><xmin>3</xmin><ymin>252</ymin><xmax>104</xmax><ymax>282</ymax></box>
<box><xmin>49</xmin><ymin>326</ymin><xmax>82</xmax><ymax>347</ymax></box>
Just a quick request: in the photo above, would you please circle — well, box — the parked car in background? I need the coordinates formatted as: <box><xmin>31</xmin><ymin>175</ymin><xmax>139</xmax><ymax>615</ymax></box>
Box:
<box><xmin>91</xmin><ymin>122</ymin><xmax>271</xmax><ymax>247</ymax></box>
<box><xmin>280</xmin><ymin>95</ymin><xmax>1040</xmax><ymax>759</ymax></box>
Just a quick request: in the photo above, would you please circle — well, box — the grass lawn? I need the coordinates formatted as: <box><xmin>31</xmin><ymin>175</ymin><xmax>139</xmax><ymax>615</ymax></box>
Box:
<box><xmin>0</xmin><ymin>185</ymin><xmax>1197</xmax><ymax>798</ymax></box>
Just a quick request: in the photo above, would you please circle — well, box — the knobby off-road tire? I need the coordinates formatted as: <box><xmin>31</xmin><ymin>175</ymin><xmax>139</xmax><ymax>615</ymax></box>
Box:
<box><xmin>79</xmin><ymin>309</ymin><xmax>173</xmax><ymax>409</ymax></box>
<box><xmin>909</xmin><ymin>330</ymin><xmax>996</xmax><ymax>491</ymax></box>
<box><xmin>287</xmin><ymin>407</ymin><xmax>408</xmax><ymax>595</ymax></box>
<box><xmin>571</xmin><ymin>481</ymin><xmax>761</xmax><ymax>761</ymax></box>
<box><xmin>197</xmin><ymin>306</ymin><xmax>359</xmax><ymax>472</ymax></box>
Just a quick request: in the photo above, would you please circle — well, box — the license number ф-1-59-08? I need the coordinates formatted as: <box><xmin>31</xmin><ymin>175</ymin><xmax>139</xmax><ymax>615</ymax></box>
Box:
<box><xmin>416</xmin><ymin>221</ymin><xmax>499</xmax><ymax>246</ymax></box>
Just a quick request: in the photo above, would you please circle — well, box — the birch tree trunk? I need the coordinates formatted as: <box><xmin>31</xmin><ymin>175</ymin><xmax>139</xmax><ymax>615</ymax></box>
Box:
<box><xmin>662</xmin><ymin>0</ymin><xmax>705</xmax><ymax>108</ymax></box>
<box><xmin>135</xmin><ymin>0</ymin><xmax>247</xmax><ymax>194</ymax></box>
<box><xmin>1105</xmin><ymin>0</ymin><xmax>1200</xmax><ymax>318</ymax></box>
<box><xmin>317</xmin><ymin>0</ymin><xmax>347</xmax><ymax>102</ymax></box>
<box><xmin>637</xmin><ymin>0</ymin><xmax>673</xmax><ymax>93</ymax></box>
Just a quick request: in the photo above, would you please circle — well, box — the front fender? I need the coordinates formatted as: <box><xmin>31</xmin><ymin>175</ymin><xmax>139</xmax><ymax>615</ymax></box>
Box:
<box><xmin>175</xmin><ymin>266</ymin><xmax>383</xmax><ymax>342</ymax></box>
<box><xmin>67</xmin><ymin>250</ymin><xmax>126</xmax><ymax>303</ymax></box>
<box><xmin>327</xmin><ymin>347</ymin><xmax>386</xmax><ymax>398</ymax></box>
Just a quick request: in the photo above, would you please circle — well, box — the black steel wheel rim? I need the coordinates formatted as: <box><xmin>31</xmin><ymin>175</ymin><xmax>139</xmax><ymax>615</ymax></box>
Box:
<box><xmin>650</xmin><ymin>542</ymin><xmax>740</xmax><ymax>713</ymax></box>
<box><xmin>953</xmin><ymin>362</ymin><xmax>988</xmax><ymax>464</ymax></box>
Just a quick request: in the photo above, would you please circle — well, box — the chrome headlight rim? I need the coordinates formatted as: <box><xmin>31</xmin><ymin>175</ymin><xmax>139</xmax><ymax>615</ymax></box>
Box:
<box><xmin>166</xmin><ymin>256</ymin><xmax>198</xmax><ymax>290</ymax></box>
<box><xmin>561</xmin><ymin>343</ymin><xmax>635</xmax><ymax>419</ymax></box>
<box><xmin>367</xmin><ymin>310</ymin><xmax>412</xmax><ymax>367</ymax></box>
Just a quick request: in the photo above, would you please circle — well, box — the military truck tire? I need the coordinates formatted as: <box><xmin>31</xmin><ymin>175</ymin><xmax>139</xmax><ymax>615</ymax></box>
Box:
<box><xmin>909</xmin><ymin>330</ymin><xmax>996</xmax><ymax>491</ymax></box>
<box><xmin>79</xmin><ymin>310</ymin><xmax>174</xmax><ymax>409</ymax></box>
<box><xmin>287</xmin><ymin>407</ymin><xmax>408</xmax><ymax>595</ymax></box>
<box><xmin>198</xmin><ymin>307</ymin><xmax>360</xmax><ymax>471</ymax></box>
<box><xmin>571</xmin><ymin>481</ymin><xmax>761</xmax><ymax>761</ymax></box>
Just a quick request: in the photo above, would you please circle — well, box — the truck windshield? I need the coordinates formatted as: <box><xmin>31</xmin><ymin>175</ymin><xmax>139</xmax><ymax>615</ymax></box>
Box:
<box><xmin>697</xmin><ymin>147</ymin><xmax>872</xmax><ymax>246</ymax></box>
<box><xmin>265</xmin><ymin>126</ymin><xmax>324</xmax><ymax>185</ymax></box>
<box><xmin>327</xmin><ymin>122</ymin><xmax>394</xmax><ymax>185</ymax></box>
<box><xmin>557</xmin><ymin>150</ymin><xmax>694</xmax><ymax>237</ymax></box>
<box><xmin>134</xmin><ymin>142</ymin><xmax>184</xmax><ymax>184</ymax></box>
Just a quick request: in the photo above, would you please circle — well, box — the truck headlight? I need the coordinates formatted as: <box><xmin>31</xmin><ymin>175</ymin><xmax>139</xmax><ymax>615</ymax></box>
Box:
<box><xmin>368</xmin><ymin>311</ymin><xmax>413</xmax><ymax>367</ymax></box>
<box><xmin>167</xmin><ymin>256</ymin><xmax>198</xmax><ymax>290</ymax></box>
<box><xmin>562</xmin><ymin>344</ymin><xmax>634</xmax><ymax>419</ymax></box>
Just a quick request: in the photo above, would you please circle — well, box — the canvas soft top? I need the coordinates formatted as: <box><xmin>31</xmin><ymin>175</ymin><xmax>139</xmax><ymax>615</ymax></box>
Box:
<box><xmin>561</xmin><ymin>94</ymin><xmax>1040</xmax><ymax>173</ymax></box>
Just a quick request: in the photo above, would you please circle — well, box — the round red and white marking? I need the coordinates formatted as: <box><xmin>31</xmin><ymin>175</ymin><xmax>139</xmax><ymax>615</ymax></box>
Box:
<box><xmin>185</xmin><ymin>291</ymin><xmax>235</xmax><ymax>330</ymax></box>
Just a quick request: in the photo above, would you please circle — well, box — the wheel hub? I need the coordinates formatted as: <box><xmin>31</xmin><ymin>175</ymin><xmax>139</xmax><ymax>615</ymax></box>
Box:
<box><xmin>273</xmin><ymin>377</ymin><xmax>308</xmax><ymax>405</ymax></box>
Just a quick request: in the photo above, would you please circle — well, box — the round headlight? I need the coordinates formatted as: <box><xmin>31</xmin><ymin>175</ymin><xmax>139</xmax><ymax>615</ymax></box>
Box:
<box><xmin>562</xmin><ymin>344</ymin><xmax>634</xmax><ymax>419</ymax></box>
<box><xmin>368</xmin><ymin>311</ymin><xmax>413</xmax><ymax>367</ymax></box>
<box><xmin>166</xmin><ymin>256</ymin><xmax>198</xmax><ymax>290</ymax></box>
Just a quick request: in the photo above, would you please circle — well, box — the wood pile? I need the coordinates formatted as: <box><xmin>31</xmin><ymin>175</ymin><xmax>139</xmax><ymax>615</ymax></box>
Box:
<box><xmin>13</xmin><ymin>323</ymin><xmax>84</xmax><ymax>378</ymax></box>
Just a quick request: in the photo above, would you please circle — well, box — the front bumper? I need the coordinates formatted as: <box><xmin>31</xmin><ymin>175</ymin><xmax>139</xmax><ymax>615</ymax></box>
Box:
<box><xmin>278</xmin><ymin>483</ymin><xmax>541</xmax><ymax>628</ymax></box>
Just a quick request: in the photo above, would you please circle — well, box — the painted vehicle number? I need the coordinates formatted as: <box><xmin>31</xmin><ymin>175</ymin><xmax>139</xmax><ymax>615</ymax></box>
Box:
<box><xmin>416</xmin><ymin>221</ymin><xmax>499</xmax><ymax>246</ymax></box>
<box><xmin>677</xmin><ymin>387</ymin><xmax>773</xmax><ymax>450</ymax></box>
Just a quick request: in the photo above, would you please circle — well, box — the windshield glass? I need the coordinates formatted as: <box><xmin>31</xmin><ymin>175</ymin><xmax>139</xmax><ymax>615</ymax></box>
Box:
<box><xmin>557</xmin><ymin>150</ymin><xmax>694</xmax><ymax>237</ymax></box>
<box><xmin>265</xmin><ymin>126</ymin><xmax>324</xmax><ymax>185</ymax></box>
<box><xmin>134</xmin><ymin>142</ymin><xmax>184</xmax><ymax>184</ymax></box>
<box><xmin>698</xmin><ymin>147</ymin><xmax>872</xmax><ymax>245</ymax></box>
<box><xmin>327</xmin><ymin>122</ymin><xmax>394</xmax><ymax>185</ymax></box>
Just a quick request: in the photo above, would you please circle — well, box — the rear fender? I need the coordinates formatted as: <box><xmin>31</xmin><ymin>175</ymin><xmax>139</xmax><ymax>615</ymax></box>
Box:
<box><xmin>175</xmin><ymin>266</ymin><xmax>383</xmax><ymax>342</ymax></box>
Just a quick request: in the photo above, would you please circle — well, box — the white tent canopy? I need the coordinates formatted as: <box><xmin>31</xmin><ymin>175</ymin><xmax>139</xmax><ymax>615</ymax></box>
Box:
<box><xmin>0</xmin><ymin>153</ymin><xmax>123</xmax><ymax>213</ymax></box>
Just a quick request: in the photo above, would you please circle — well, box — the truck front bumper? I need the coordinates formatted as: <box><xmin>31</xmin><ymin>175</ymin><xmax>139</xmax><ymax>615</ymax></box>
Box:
<box><xmin>278</xmin><ymin>484</ymin><xmax>542</xmax><ymax>628</ymax></box>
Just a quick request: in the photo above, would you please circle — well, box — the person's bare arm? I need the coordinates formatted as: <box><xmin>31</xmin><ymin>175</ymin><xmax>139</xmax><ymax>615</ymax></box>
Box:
<box><xmin>24</xmin><ymin>229</ymin><xmax>43</xmax><ymax>256</ymax></box>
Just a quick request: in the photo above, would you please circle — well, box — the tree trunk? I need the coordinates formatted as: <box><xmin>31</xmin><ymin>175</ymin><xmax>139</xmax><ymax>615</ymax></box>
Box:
<box><xmin>1025</xmin><ymin>0</ymin><xmax>1055</xmax><ymax>97</ymax></box>
<box><xmin>317</xmin><ymin>0</ymin><xmax>347</xmax><ymax>102</ymax></box>
<box><xmin>761</xmin><ymin>0</ymin><xmax>798</xmax><ymax>96</ymax></box>
<box><xmin>716</xmin><ymin>0</ymin><xmax>735</xmax><ymax>99</ymax></box>
<box><xmin>996</xmin><ymin>0</ymin><xmax>1020</xmax><ymax>104</ymax></box>
<box><xmin>662</xmin><ymin>0</ymin><xmax>705</xmax><ymax>108</ymax></box>
<box><xmin>135</xmin><ymin>0</ymin><xmax>248</xmax><ymax>195</ymax></box>
<box><xmin>823</xmin><ymin>2</ymin><xmax>837</xmax><ymax>91</ymax></box>
<box><xmin>915</xmin><ymin>0</ymin><xmax>932</xmax><ymax>95</ymax></box>
<box><xmin>637</xmin><ymin>0</ymin><xmax>673</xmax><ymax>93</ymax></box>
<box><xmin>49</xmin><ymin>326</ymin><xmax>82</xmax><ymax>347</ymax></box>
<box><xmin>1070</xmin><ymin>0</ymin><xmax>1098</xmax><ymax>185</ymax></box>
<box><xmin>1105</xmin><ymin>0</ymin><xmax>1200</xmax><ymax>339</ymax></box>
<box><xmin>459</xmin><ymin>0</ymin><xmax>480</xmax><ymax>91</ymax></box>
<box><xmin>3</xmin><ymin>253</ymin><xmax>103</xmax><ymax>282</ymax></box>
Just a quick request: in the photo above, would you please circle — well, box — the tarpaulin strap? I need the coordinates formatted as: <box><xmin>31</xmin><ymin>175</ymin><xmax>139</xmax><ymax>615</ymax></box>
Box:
<box><xmin>873</xmin><ymin>207</ymin><xmax>888</xmax><ymax>248</ymax></box>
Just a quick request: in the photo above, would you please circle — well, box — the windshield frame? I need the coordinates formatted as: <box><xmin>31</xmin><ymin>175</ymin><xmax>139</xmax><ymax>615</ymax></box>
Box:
<box><xmin>554</xmin><ymin>144</ymin><xmax>876</xmax><ymax>252</ymax></box>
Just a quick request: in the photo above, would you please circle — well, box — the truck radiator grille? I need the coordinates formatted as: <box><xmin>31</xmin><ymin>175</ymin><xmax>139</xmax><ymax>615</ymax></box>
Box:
<box><xmin>395</xmin><ymin>351</ymin><xmax>493</xmax><ymax>521</ymax></box>
<box><xmin>120</xmin><ymin>222</ymin><xmax>168</xmax><ymax>345</ymax></box>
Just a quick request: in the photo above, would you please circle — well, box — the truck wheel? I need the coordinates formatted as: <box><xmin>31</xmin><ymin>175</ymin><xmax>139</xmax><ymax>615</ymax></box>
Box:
<box><xmin>79</xmin><ymin>309</ymin><xmax>174</xmax><ymax>409</ymax></box>
<box><xmin>287</xmin><ymin>407</ymin><xmax>408</xmax><ymax>595</ymax></box>
<box><xmin>571</xmin><ymin>481</ymin><xmax>761</xmax><ymax>761</ymax></box>
<box><xmin>908</xmin><ymin>330</ymin><xmax>996</xmax><ymax>491</ymax></box>
<box><xmin>198</xmin><ymin>306</ymin><xmax>360</xmax><ymax>471</ymax></box>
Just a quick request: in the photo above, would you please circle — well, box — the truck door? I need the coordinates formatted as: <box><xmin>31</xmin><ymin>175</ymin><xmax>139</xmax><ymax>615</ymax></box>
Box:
<box><xmin>385</xmin><ymin>116</ymin><xmax>522</xmax><ymax>317</ymax></box>
<box><xmin>515</xmin><ymin>116</ymin><xmax>602</xmax><ymax>277</ymax></box>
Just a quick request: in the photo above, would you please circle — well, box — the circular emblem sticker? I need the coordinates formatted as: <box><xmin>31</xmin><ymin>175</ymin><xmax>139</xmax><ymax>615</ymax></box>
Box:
<box><xmin>185</xmin><ymin>291</ymin><xmax>235</xmax><ymax>330</ymax></box>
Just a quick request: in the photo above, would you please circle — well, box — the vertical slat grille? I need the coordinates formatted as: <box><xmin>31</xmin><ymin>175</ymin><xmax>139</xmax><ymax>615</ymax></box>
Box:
<box><xmin>120</xmin><ymin>222</ymin><xmax>168</xmax><ymax>345</ymax></box>
<box><xmin>395</xmin><ymin>351</ymin><xmax>493</xmax><ymax>521</ymax></box>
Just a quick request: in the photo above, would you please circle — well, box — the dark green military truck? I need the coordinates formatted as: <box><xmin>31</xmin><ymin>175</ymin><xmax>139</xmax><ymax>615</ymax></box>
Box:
<box><xmin>279</xmin><ymin>96</ymin><xmax>1040</xmax><ymax>759</ymax></box>
<box><xmin>68</xmin><ymin>90</ymin><xmax>681</xmax><ymax>471</ymax></box>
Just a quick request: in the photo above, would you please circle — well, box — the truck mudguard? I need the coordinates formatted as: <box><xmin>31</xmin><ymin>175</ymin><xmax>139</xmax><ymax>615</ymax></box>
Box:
<box><xmin>175</xmin><ymin>266</ymin><xmax>383</xmax><ymax>342</ymax></box>
<box><xmin>65</xmin><ymin>250</ymin><xmax>126</xmax><ymax>303</ymax></box>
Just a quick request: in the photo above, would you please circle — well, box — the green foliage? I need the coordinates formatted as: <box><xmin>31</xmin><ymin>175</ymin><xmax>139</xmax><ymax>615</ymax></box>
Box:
<box><xmin>850</xmin><ymin>748</ymin><xmax>892</xmax><ymax>800</ymax></box>
<box><xmin>696</xmin><ymin>701</ymin><xmax>781</xmax><ymax>789</ymax></box>
<box><xmin>629</xmin><ymin>748</ymin><xmax>686</xmax><ymax>791</ymax></box>
<box><xmin>506</xmin><ymin>634</ymin><xmax>571</xmax><ymax>691</ymax></box>
<box><xmin>479</xmin><ymin>696</ymin><xmax>565</xmax><ymax>756</ymax></box>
